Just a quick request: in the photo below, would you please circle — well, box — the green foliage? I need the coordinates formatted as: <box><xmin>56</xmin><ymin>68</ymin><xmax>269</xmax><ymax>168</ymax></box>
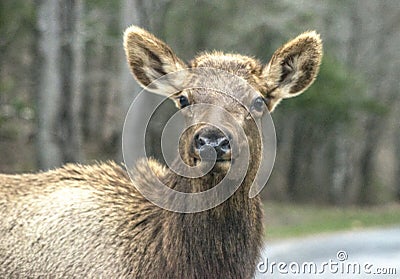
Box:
<box><xmin>0</xmin><ymin>0</ymin><xmax>36</xmax><ymax>124</ymax></box>
<box><xmin>265</xmin><ymin>202</ymin><xmax>400</xmax><ymax>239</ymax></box>
<box><xmin>281</xmin><ymin>55</ymin><xmax>388</xmax><ymax>129</ymax></box>
<box><xmin>0</xmin><ymin>0</ymin><xmax>35</xmax><ymax>34</ymax></box>
<box><xmin>85</xmin><ymin>0</ymin><xmax>121</xmax><ymax>42</ymax></box>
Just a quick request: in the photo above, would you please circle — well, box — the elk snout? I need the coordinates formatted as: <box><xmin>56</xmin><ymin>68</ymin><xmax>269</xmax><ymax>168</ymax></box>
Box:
<box><xmin>193</xmin><ymin>127</ymin><xmax>232</xmax><ymax>162</ymax></box>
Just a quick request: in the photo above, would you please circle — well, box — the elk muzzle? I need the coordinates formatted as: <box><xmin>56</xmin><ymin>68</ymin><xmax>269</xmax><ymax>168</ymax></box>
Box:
<box><xmin>193</xmin><ymin>127</ymin><xmax>232</xmax><ymax>162</ymax></box>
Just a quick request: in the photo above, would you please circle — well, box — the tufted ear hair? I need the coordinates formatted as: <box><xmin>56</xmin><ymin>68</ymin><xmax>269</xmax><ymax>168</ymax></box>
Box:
<box><xmin>123</xmin><ymin>25</ymin><xmax>187</xmax><ymax>96</ymax></box>
<box><xmin>262</xmin><ymin>31</ymin><xmax>323</xmax><ymax>111</ymax></box>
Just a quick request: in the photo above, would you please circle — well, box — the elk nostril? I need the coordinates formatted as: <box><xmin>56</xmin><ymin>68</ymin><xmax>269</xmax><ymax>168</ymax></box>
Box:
<box><xmin>193</xmin><ymin>129</ymin><xmax>232</xmax><ymax>160</ymax></box>
<box><xmin>219</xmin><ymin>138</ymin><xmax>231</xmax><ymax>151</ymax></box>
<box><xmin>199</xmin><ymin>137</ymin><xmax>206</xmax><ymax>147</ymax></box>
<box><xmin>194</xmin><ymin>134</ymin><xmax>207</xmax><ymax>149</ymax></box>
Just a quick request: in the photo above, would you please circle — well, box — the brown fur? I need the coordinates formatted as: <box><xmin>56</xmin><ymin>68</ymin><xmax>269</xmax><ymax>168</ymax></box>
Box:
<box><xmin>0</xmin><ymin>26</ymin><xmax>322</xmax><ymax>278</ymax></box>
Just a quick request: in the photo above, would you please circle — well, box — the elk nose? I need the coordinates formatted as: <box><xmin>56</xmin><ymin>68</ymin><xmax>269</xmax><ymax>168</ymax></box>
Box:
<box><xmin>193</xmin><ymin>128</ymin><xmax>231</xmax><ymax>161</ymax></box>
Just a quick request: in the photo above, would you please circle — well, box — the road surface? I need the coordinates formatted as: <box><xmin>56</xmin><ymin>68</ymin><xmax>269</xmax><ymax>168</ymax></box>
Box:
<box><xmin>255</xmin><ymin>226</ymin><xmax>400</xmax><ymax>278</ymax></box>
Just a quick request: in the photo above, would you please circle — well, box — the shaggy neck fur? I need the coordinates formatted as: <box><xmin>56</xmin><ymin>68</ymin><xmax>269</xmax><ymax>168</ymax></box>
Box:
<box><xmin>132</xmin><ymin>151</ymin><xmax>263</xmax><ymax>279</ymax></box>
<box><xmin>127</xmin><ymin>153</ymin><xmax>263</xmax><ymax>278</ymax></box>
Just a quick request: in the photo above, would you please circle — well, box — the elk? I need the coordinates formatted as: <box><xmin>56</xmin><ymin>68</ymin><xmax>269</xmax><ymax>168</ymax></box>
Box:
<box><xmin>0</xmin><ymin>26</ymin><xmax>322</xmax><ymax>278</ymax></box>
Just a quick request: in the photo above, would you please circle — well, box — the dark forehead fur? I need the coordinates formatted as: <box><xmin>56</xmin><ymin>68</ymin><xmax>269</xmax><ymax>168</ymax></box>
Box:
<box><xmin>190</xmin><ymin>51</ymin><xmax>267</xmax><ymax>94</ymax></box>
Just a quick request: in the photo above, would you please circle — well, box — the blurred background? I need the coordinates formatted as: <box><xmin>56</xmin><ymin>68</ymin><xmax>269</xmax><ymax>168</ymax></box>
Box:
<box><xmin>1</xmin><ymin>0</ymin><xmax>399</xmax><ymax>238</ymax></box>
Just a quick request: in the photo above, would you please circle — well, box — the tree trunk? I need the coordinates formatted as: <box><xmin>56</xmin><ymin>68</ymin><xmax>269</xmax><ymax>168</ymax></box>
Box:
<box><xmin>36</xmin><ymin>0</ymin><xmax>63</xmax><ymax>169</ymax></box>
<box><xmin>36</xmin><ymin>0</ymin><xmax>84</xmax><ymax>169</ymax></box>
<box><xmin>116</xmin><ymin>0</ymin><xmax>145</xmax><ymax>161</ymax></box>
<box><xmin>356</xmin><ymin>1</ymin><xmax>393</xmax><ymax>205</ymax></box>
<box><xmin>117</xmin><ymin>0</ymin><xmax>172</xmax><ymax>162</ymax></box>
<box><xmin>358</xmin><ymin>117</ymin><xmax>381</xmax><ymax>204</ymax></box>
<box><xmin>330</xmin><ymin>125</ymin><xmax>348</xmax><ymax>205</ymax></box>
<box><xmin>70</xmin><ymin>0</ymin><xmax>84</xmax><ymax>162</ymax></box>
<box><xmin>59</xmin><ymin>0</ymin><xmax>84</xmax><ymax>163</ymax></box>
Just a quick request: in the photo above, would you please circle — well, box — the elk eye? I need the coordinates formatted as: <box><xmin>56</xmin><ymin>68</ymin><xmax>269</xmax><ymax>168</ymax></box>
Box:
<box><xmin>251</xmin><ymin>97</ymin><xmax>265</xmax><ymax>112</ymax></box>
<box><xmin>178</xmin><ymin>95</ymin><xmax>190</xmax><ymax>108</ymax></box>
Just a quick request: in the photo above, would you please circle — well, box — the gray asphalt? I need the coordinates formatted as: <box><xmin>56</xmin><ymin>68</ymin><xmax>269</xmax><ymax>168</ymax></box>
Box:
<box><xmin>255</xmin><ymin>226</ymin><xmax>400</xmax><ymax>279</ymax></box>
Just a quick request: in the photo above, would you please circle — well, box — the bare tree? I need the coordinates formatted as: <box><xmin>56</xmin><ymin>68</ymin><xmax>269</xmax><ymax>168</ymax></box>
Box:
<box><xmin>116</xmin><ymin>0</ymin><xmax>147</xmax><ymax>161</ymax></box>
<box><xmin>61</xmin><ymin>0</ymin><xmax>84</xmax><ymax>163</ymax></box>
<box><xmin>116</xmin><ymin>0</ymin><xmax>173</xmax><ymax>161</ymax></box>
<box><xmin>71</xmin><ymin>0</ymin><xmax>85</xmax><ymax>162</ymax></box>
<box><xmin>36</xmin><ymin>0</ymin><xmax>63</xmax><ymax>169</ymax></box>
<box><xmin>36</xmin><ymin>0</ymin><xmax>84</xmax><ymax>169</ymax></box>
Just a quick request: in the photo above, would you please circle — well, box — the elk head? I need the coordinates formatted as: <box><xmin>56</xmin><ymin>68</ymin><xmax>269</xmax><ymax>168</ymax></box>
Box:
<box><xmin>123</xmin><ymin>26</ymin><xmax>322</xmax><ymax>179</ymax></box>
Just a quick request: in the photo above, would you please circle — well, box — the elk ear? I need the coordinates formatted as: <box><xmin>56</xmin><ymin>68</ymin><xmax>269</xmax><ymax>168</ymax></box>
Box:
<box><xmin>123</xmin><ymin>25</ymin><xmax>187</xmax><ymax>96</ymax></box>
<box><xmin>263</xmin><ymin>31</ymin><xmax>323</xmax><ymax>111</ymax></box>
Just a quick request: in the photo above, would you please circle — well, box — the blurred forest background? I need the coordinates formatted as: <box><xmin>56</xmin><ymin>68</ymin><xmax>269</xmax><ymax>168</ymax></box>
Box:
<box><xmin>1</xmin><ymin>0</ymin><xmax>399</xmax><ymax>206</ymax></box>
